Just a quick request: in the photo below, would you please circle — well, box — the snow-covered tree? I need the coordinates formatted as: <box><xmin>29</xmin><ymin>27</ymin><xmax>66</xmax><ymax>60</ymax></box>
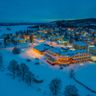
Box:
<box><xmin>19</xmin><ymin>63</ymin><xmax>29</xmax><ymax>81</ymax></box>
<box><xmin>69</xmin><ymin>69</ymin><xmax>75</xmax><ymax>78</ymax></box>
<box><xmin>12</xmin><ymin>47</ymin><xmax>21</xmax><ymax>54</ymax></box>
<box><xmin>4</xmin><ymin>37</ymin><xmax>7</xmax><ymax>47</ymax></box>
<box><xmin>0</xmin><ymin>53</ymin><xmax>3</xmax><ymax>70</ymax></box>
<box><xmin>8</xmin><ymin>60</ymin><xmax>19</xmax><ymax>79</ymax></box>
<box><xmin>0</xmin><ymin>42</ymin><xmax>2</xmax><ymax>48</ymax></box>
<box><xmin>29</xmin><ymin>35</ymin><xmax>34</xmax><ymax>43</ymax></box>
<box><xmin>24</xmin><ymin>70</ymin><xmax>34</xmax><ymax>86</ymax></box>
<box><xmin>49</xmin><ymin>78</ymin><xmax>61</xmax><ymax>96</ymax></box>
<box><xmin>64</xmin><ymin>85</ymin><xmax>79</xmax><ymax>96</ymax></box>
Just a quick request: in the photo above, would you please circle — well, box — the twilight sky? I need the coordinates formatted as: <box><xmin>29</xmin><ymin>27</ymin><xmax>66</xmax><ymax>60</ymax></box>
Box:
<box><xmin>0</xmin><ymin>0</ymin><xmax>96</xmax><ymax>22</ymax></box>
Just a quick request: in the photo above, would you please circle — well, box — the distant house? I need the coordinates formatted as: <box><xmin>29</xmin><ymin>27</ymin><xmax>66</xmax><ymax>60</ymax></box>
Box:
<box><xmin>23</xmin><ymin>35</ymin><xmax>30</xmax><ymax>41</ymax></box>
<box><xmin>91</xmin><ymin>56</ymin><xmax>96</xmax><ymax>62</ymax></box>
<box><xmin>14</xmin><ymin>37</ymin><xmax>25</xmax><ymax>43</ymax></box>
<box><xmin>73</xmin><ymin>41</ymin><xmax>88</xmax><ymax>50</ymax></box>
<box><xmin>58</xmin><ymin>39</ymin><xmax>69</xmax><ymax>46</ymax></box>
<box><xmin>33</xmin><ymin>43</ymin><xmax>51</xmax><ymax>54</ymax></box>
<box><xmin>89</xmin><ymin>46</ymin><xmax>96</xmax><ymax>55</ymax></box>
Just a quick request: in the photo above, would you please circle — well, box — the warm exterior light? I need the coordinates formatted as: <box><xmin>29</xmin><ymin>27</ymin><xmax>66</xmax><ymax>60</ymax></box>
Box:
<box><xmin>25</xmin><ymin>48</ymin><xmax>43</xmax><ymax>58</ymax></box>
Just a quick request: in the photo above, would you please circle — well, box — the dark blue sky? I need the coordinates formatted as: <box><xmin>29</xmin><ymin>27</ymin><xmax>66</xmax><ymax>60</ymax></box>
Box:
<box><xmin>0</xmin><ymin>0</ymin><xmax>96</xmax><ymax>22</ymax></box>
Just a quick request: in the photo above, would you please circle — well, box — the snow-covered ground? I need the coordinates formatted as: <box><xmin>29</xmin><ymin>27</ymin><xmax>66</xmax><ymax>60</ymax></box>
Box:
<box><xmin>0</xmin><ymin>25</ymin><xmax>96</xmax><ymax>96</ymax></box>
<box><xmin>0</xmin><ymin>25</ymin><xmax>28</xmax><ymax>36</ymax></box>
<box><xmin>0</xmin><ymin>46</ymin><xmax>96</xmax><ymax>96</ymax></box>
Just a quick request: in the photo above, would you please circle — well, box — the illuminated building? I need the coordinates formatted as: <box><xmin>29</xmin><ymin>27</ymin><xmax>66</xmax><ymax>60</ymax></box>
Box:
<box><xmin>73</xmin><ymin>41</ymin><xmax>88</xmax><ymax>50</ymax></box>
<box><xmin>45</xmin><ymin>47</ymin><xmax>70</xmax><ymax>65</ymax></box>
<box><xmin>33</xmin><ymin>43</ymin><xmax>51</xmax><ymax>55</ymax></box>
<box><xmin>45</xmin><ymin>47</ymin><xmax>90</xmax><ymax>65</ymax></box>
<box><xmin>70</xmin><ymin>50</ymin><xmax>90</xmax><ymax>64</ymax></box>
<box><xmin>24</xmin><ymin>35</ymin><xmax>30</xmax><ymax>41</ymax></box>
<box><xmin>14</xmin><ymin>37</ymin><xmax>25</xmax><ymax>43</ymax></box>
<box><xmin>89</xmin><ymin>46</ymin><xmax>96</xmax><ymax>55</ymax></box>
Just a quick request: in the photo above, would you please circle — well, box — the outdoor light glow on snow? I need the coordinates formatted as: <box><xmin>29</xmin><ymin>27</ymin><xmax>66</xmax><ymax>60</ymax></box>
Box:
<box><xmin>25</xmin><ymin>48</ymin><xmax>43</xmax><ymax>58</ymax></box>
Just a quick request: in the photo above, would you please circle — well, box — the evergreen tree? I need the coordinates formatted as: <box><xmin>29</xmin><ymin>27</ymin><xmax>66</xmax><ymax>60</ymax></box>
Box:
<box><xmin>8</xmin><ymin>60</ymin><xmax>19</xmax><ymax>79</ymax></box>
<box><xmin>49</xmin><ymin>78</ymin><xmax>61</xmax><ymax>96</ymax></box>
<box><xmin>29</xmin><ymin>35</ymin><xmax>33</xmax><ymax>43</ymax></box>
<box><xmin>19</xmin><ymin>63</ymin><xmax>29</xmax><ymax>81</ymax></box>
<box><xmin>4</xmin><ymin>37</ymin><xmax>7</xmax><ymax>47</ymax></box>
<box><xmin>12</xmin><ymin>47</ymin><xmax>21</xmax><ymax>54</ymax></box>
<box><xmin>64</xmin><ymin>85</ymin><xmax>79</xmax><ymax>96</ymax></box>
<box><xmin>0</xmin><ymin>53</ymin><xmax>3</xmax><ymax>70</ymax></box>
<box><xmin>69</xmin><ymin>69</ymin><xmax>75</xmax><ymax>78</ymax></box>
<box><xmin>24</xmin><ymin>71</ymin><xmax>34</xmax><ymax>86</ymax></box>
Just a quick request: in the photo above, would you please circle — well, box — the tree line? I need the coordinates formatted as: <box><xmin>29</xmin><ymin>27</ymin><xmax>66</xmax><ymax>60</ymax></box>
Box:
<box><xmin>7</xmin><ymin>59</ymin><xmax>43</xmax><ymax>86</ymax></box>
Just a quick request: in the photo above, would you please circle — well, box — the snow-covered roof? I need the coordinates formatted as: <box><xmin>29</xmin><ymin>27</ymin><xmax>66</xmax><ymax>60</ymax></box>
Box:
<box><xmin>73</xmin><ymin>41</ymin><xmax>87</xmax><ymax>46</ymax></box>
<box><xmin>90</xmin><ymin>46</ymin><xmax>96</xmax><ymax>50</ymax></box>
<box><xmin>47</xmin><ymin>47</ymin><xmax>66</xmax><ymax>56</ymax></box>
<box><xmin>65</xmin><ymin>50</ymin><xmax>88</xmax><ymax>56</ymax></box>
<box><xmin>34</xmin><ymin>43</ymin><xmax>51</xmax><ymax>52</ymax></box>
<box><xmin>47</xmin><ymin>47</ymin><xmax>88</xmax><ymax>57</ymax></box>
<box><xmin>14</xmin><ymin>37</ymin><xmax>24</xmax><ymax>41</ymax></box>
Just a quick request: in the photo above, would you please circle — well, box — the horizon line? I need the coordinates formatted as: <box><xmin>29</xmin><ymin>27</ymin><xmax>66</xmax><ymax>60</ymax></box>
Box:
<box><xmin>0</xmin><ymin>17</ymin><xmax>96</xmax><ymax>23</ymax></box>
